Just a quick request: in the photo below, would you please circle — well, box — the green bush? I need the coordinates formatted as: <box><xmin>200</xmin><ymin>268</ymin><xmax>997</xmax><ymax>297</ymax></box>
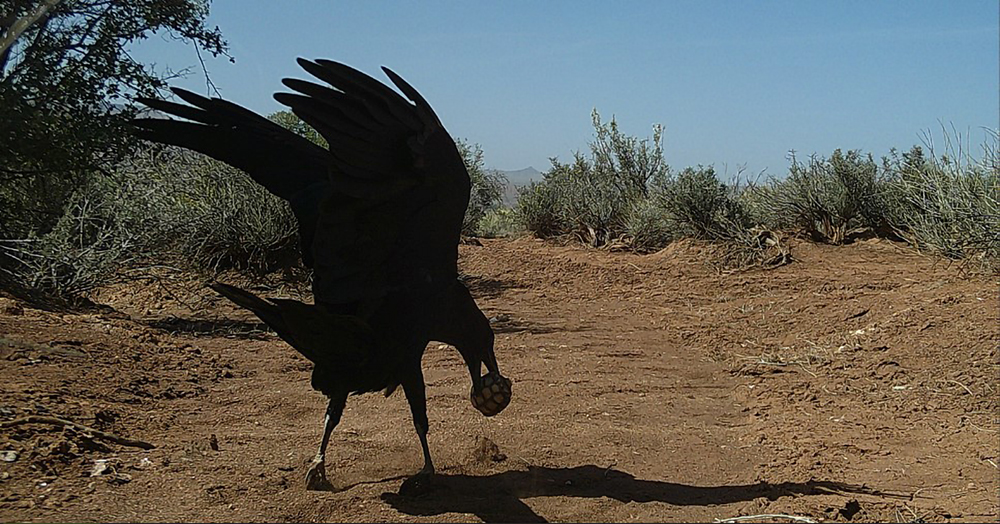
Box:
<box><xmin>516</xmin><ymin>109</ymin><xmax>667</xmax><ymax>246</ymax></box>
<box><xmin>762</xmin><ymin>149</ymin><xmax>884</xmax><ymax>244</ymax></box>
<box><xmin>516</xmin><ymin>179</ymin><xmax>566</xmax><ymax>238</ymax></box>
<box><xmin>622</xmin><ymin>197</ymin><xmax>674</xmax><ymax>253</ymax></box>
<box><xmin>457</xmin><ymin>140</ymin><xmax>507</xmax><ymax>236</ymax></box>
<box><xmin>477</xmin><ymin>207</ymin><xmax>520</xmax><ymax>239</ymax></box>
<box><xmin>118</xmin><ymin>147</ymin><xmax>300</xmax><ymax>273</ymax></box>
<box><xmin>1</xmin><ymin>173</ymin><xmax>143</xmax><ymax>296</ymax></box>
<box><xmin>0</xmin><ymin>168</ymin><xmax>89</xmax><ymax>240</ymax></box>
<box><xmin>655</xmin><ymin>165</ymin><xmax>753</xmax><ymax>242</ymax></box>
<box><xmin>1</xmin><ymin>146</ymin><xmax>301</xmax><ymax>295</ymax></box>
<box><xmin>882</xmin><ymin>136</ymin><xmax>999</xmax><ymax>261</ymax></box>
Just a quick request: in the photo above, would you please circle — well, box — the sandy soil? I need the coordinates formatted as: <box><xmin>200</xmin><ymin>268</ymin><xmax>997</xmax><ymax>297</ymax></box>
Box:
<box><xmin>0</xmin><ymin>237</ymin><xmax>997</xmax><ymax>523</ymax></box>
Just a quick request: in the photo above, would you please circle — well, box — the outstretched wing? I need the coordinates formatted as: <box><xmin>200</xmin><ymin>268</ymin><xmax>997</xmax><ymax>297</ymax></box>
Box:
<box><xmin>133</xmin><ymin>59</ymin><xmax>471</xmax><ymax>308</ymax></box>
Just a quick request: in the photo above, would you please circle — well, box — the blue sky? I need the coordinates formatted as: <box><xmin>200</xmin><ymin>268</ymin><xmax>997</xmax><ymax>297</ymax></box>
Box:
<box><xmin>132</xmin><ymin>1</ymin><xmax>999</xmax><ymax>177</ymax></box>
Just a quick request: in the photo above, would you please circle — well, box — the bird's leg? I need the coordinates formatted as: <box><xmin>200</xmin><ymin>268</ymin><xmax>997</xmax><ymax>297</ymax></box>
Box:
<box><xmin>398</xmin><ymin>364</ymin><xmax>435</xmax><ymax>494</ymax></box>
<box><xmin>404</xmin><ymin>370</ymin><xmax>434</xmax><ymax>475</ymax></box>
<box><xmin>305</xmin><ymin>393</ymin><xmax>346</xmax><ymax>491</ymax></box>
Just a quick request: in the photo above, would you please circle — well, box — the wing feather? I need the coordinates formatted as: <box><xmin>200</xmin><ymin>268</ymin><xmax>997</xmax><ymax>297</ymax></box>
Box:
<box><xmin>133</xmin><ymin>59</ymin><xmax>471</xmax><ymax>308</ymax></box>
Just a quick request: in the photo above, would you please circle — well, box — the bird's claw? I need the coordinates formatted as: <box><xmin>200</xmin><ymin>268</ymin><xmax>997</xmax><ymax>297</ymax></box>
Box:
<box><xmin>305</xmin><ymin>457</ymin><xmax>336</xmax><ymax>492</ymax></box>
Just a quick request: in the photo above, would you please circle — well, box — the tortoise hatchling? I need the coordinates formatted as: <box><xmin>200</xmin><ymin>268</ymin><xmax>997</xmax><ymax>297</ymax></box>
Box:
<box><xmin>471</xmin><ymin>371</ymin><xmax>512</xmax><ymax>416</ymax></box>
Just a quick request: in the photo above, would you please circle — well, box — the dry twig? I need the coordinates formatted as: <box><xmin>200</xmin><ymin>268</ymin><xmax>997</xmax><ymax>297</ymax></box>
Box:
<box><xmin>0</xmin><ymin>415</ymin><xmax>155</xmax><ymax>450</ymax></box>
<box><xmin>715</xmin><ymin>514</ymin><xmax>817</xmax><ymax>523</ymax></box>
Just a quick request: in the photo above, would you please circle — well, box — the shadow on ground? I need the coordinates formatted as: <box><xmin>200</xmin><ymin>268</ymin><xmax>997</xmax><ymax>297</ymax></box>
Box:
<box><xmin>147</xmin><ymin>316</ymin><xmax>273</xmax><ymax>338</ymax></box>
<box><xmin>381</xmin><ymin>465</ymin><xmax>890</xmax><ymax>523</ymax></box>
<box><xmin>488</xmin><ymin>315</ymin><xmax>584</xmax><ymax>335</ymax></box>
<box><xmin>460</xmin><ymin>274</ymin><xmax>525</xmax><ymax>300</ymax></box>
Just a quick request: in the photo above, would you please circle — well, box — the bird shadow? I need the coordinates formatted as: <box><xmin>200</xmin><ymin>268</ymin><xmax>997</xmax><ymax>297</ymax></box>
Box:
<box><xmin>461</xmin><ymin>274</ymin><xmax>525</xmax><ymax>300</ymax></box>
<box><xmin>488</xmin><ymin>316</ymin><xmax>584</xmax><ymax>335</ymax></box>
<box><xmin>146</xmin><ymin>316</ymin><xmax>273</xmax><ymax>339</ymax></box>
<box><xmin>380</xmin><ymin>464</ymin><xmax>896</xmax><ymax>523</ymax></box>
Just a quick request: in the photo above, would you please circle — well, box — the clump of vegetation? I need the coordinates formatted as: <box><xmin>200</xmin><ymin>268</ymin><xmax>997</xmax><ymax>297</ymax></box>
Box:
<box><xmin>0</xmin><ymin>105</ymin><xmax>512</xmax><ymax>296</ymax></box>
<box><xmin>622</xmin><ymin>198</ymin><xmax>674</xmax><ymax>253</ymax></box>
<box><xmin>517</xmin><ymin>110</ymin><xmax>667</xmax><ymax>246</ymax></box>
<box><xmin>880</xmin><ymin>131</ymin><xmax>999</xmax><ymax>263</ymax></box>
<box><xmin>476</xmin><ymin>207</ymin><xmax>520</xmax><ymax>239</ymax></box>
<box><xmin>1</xmin><ymin>146</ymin><xmax>300</xmax><ymax>296</ymax></box>
<box><xmin>457</xmin><ymin>140</ymin><xmax>507</xmax><ymax>236</ymax></box>
<box><xmin>758</xmin><ymin>149</ymin><xmax>885</xmax><ymax>244</ymax></box>
<box><xmin>121</xmin><ymin>147</ymin><xmax>301</xmax><ymax>273</ymax></box>
<box><xmin>654</xmin><ymin>165</ymin><xmax>753</xmax><ymax>242</ymax></box>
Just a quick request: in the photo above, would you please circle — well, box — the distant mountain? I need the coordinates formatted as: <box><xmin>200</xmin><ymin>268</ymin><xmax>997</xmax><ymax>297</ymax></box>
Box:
<box><xmin>495</xmin><ymin>167</ymin><xmax>543</xmax><ymax>206</ymax></box>
<box><xmin>500</xmin><ymin>167</ymin><xmax>543</xmax><ymax>186</ymax></box>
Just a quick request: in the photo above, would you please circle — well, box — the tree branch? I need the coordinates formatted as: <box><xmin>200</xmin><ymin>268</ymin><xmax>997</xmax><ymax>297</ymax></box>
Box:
<box><xmin>0</xmin><ymin>0</ymin><xmax>62</xmax><ymax>57</ymax></box>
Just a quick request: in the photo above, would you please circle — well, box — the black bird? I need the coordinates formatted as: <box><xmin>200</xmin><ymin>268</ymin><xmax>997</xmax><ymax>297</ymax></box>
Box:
<box><xmin>133</xmin><ymin>59</ymin><xmax>512</xmax><ymax>492</ymax></box>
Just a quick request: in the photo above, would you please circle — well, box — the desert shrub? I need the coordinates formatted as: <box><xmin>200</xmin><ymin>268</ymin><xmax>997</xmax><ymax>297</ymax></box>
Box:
<box><xmin>0</xmin><ymin>146</ymin><xmax>301</xmax><ymax>296</ymax></box>
<box><xmin>654</xmin><ymin>165</ymin><xmax>753</xmax><ymax>241</ymax></box>
<box><xmin>760</xmin><ymin>149</ymin><xmax>884</xmax><ymax>244</ymax></box>
<box><xmin>736</xmin><ymin>179</ymin><xmax>780</xmax><ymax>229</ymax></box>
<box><xmin>118</xmin><ymin>147</ymin><xmax>300</xmax><ymax>272</ymax></box>
<box><xmin>517</xmin><ymin>109</ymin><xmax>667</xmax><ymax>246</ymax></box>
<box><xmin>622</xmin><ymin>197</ymin><xmax>674</xmax><ymax>253</ymax></box>
<box><xmin>0</xmin><ymin>174</ymin><xmax>143</xmax><ymax>296</ymax></box>
<box><xmin>457</xmin><ymin>140</ymin><xmax>507</xmax><ymax>236</ymax></box>
<box><xmin>0</xmin><ymin>168</ymin><xmax>90</xmax><ymax>241</ymax></box>
<box><xmin>516</xmin><ymin>179</ymin><xmax>566</xmax><ymax>238</ymax></box>
<box><xmin>476</xmin><ymin>207</ymin><xmax>520</xmax><ymax>239</ymax></box>
<box><xmin>881</xmin><ymin>133</ymin><xmax>999</xmax><ymax>261</ymax></box>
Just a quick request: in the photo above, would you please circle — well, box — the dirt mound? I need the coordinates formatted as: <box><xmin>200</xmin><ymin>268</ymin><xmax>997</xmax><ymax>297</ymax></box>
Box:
<box><xmin>1</xmin><ymin>238</ymin><xmax>996</xmax><ymax>522</ymax></box>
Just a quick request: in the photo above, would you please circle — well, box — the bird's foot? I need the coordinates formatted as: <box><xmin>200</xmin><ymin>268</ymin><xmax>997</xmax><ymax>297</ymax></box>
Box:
<box><xmin>305</xmin><ymin>456</ymin><xmax>336</xmax><ymax>492</ymax></box>
<box><xmin>398</xmin><ymin>467</ymin><xmax>436</xmax><ymax>496</ymax></box>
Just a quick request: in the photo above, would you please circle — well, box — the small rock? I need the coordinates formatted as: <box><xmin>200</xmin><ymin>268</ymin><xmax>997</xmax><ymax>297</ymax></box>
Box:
<box><xmin>108</xmin><ymin>473</ymin><xmax>132</xmax><ymax>485</ymax></box>
<box><xmin>0</xmin><ymin>450</ymin><xmax>18</xmax><ymax>462</ymax></box>
<box><xmin>91</xmin><ymin>459</ymin><xmax>115</xmax><ymax>477</ymax></box>
<box><xmin>209</xmin><ymin>434</ymin><xmax>219</xmax><ymax>451</ymax></box>
<box><xmin>473</xmin><ymin>437</ymin><xmax>507</xmax><ymax>463</ymax></box>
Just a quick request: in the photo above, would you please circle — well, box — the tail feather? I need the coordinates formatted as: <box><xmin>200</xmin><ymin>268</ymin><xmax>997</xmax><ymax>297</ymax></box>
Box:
<box><xmin>208</xmin><ymin>282</ymin><xmax>376</xmax><ymax>369</ymax></box>
<box><xmin>208</xmin><ymin>282</ymin><xmax>290</xmax><ymax>340</ymax></box>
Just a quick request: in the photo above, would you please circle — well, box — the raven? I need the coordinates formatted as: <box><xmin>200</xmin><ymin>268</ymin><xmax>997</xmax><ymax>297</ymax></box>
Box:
<box><xmin>133</xmin><ymin>59</ymin><xmax>512</xmax><ymax>492</ymax></box>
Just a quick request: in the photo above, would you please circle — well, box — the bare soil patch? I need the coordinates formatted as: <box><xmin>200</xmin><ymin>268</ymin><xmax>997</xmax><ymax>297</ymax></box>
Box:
<box><xmin>1</xmin><ymin>238</ymin><xmax>996</xmax><ymax>523</ymax></box>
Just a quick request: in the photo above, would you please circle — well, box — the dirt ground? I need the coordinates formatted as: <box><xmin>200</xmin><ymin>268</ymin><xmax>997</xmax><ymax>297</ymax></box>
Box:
<box><xmin>0</xmin><ymin>237</ymin><xmax>997</xmax><ymax>523</ymax></box>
